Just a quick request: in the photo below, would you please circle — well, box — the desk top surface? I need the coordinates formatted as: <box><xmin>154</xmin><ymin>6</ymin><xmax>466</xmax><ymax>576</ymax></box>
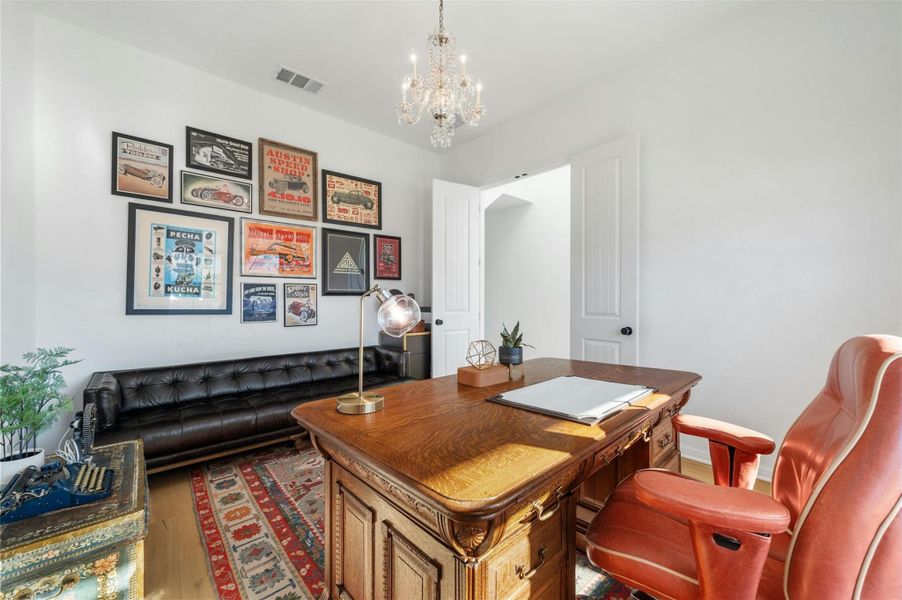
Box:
<box><xmin>292</xmin><ymin>358</ymin><xmax>700</xmax><ymax>517</ymax></box>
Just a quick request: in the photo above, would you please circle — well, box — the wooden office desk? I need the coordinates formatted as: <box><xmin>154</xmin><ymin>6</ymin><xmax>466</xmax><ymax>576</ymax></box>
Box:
<box><xmin>291</xmin><ymin>358</ymin><xmax>700</xmax><ymax>600</ymax></box>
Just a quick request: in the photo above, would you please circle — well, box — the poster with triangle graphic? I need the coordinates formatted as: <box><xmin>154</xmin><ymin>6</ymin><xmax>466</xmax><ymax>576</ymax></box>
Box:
<box><xmin>323</xmin><ymin>228</ymin><xmax>369</xmax><ymax>295</ymax></box>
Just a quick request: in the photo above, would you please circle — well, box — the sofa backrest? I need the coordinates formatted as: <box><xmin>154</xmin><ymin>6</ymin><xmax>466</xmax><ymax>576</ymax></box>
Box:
<box><xmin>115</xmin><ymin>347</ymin><xmax>381</xmax><ymax>414</ymax></box>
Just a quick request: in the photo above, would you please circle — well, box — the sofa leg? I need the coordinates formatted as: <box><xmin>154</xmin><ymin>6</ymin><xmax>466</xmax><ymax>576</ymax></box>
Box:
<box><xmin>291</xmin><ymin>432</ymin><xmax>310</xmax><ymax>452</ymax></box>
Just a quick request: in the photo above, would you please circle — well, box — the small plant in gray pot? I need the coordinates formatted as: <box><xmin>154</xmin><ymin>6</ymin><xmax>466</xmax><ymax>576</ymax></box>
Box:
<box><xmin>498</xmin><ymin>322</ymin><xmax>534</xmax><ymax>366</ymax></box>
<box><xmin>0</xmin><ymin>347</ymin><xmax>80</xmax><ymax>485</ymax></box>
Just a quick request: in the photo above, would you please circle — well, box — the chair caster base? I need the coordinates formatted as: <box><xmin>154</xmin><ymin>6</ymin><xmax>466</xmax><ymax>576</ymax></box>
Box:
<box><xmin>631</xmin><ymin>591</ymin><xmax>657</xmax><ymax>600</ymax></box>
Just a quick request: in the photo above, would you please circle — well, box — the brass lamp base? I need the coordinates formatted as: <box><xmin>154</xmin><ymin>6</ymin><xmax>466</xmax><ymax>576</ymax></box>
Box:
<box><xmin>336</xmin><ymin>391</ymin><xmax>385</xmax><ymax>414</ymax></box>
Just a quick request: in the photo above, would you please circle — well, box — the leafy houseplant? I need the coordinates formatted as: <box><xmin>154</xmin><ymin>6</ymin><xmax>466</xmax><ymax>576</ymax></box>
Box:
<box><xmin>0</xmin><ymin>347</ymin><xmax>80</xmax><ymax>481</ymax></box>
<box><xmin>498</xmin><ymin>322</ymin><xmax>534</xmax><ymax>366</ymax></box>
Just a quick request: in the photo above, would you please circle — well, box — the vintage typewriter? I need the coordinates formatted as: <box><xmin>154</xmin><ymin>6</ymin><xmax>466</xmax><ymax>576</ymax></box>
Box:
<box><xmin>0</xmin><ymin>404</ymin><xmax>114</xmax><ymax>525</ymax></box>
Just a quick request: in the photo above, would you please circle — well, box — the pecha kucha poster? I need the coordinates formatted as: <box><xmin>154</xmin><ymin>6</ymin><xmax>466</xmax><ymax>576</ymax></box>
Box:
<box><xmin>259</xmin><ymin>138</ymin><xmax>318</xmax><ymax>221</ymax></box>
<box><xmin>241</xmin><ymin>218</ymin><xmax>316</xmax><ymax>278</ymax></box>
<box><xmin>127</xmin><ymin>203</ymin><xmax>234</xmax><ymax>315</ymax></box>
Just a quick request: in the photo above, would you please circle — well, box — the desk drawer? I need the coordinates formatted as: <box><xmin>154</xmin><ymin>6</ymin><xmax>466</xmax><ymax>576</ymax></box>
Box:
<box><xmin>486</xmin><ymin>508</ymin><xmax>564</xmax><ymax>600</ymax></box>
<box><xmin>502</xmin><ymin>554</ymin><xmax>563</xmax><ymax>600</ymax></box>
<box><xmin>650</xmin><ymin>419</ymin><xmax>675</xmax><ymax>463</ymax></box>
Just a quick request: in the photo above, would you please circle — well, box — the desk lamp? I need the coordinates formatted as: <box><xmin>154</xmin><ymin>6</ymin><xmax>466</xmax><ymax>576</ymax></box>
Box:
<box><xmin>336</xmin><ymin>285</ymin><xmax>421</xmax><ymax>415</ymax></box>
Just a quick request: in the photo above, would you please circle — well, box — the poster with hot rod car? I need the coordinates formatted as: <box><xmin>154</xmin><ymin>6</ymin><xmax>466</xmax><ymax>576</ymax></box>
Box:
<box><xmin>259</xmin><ymin>138</ymin><xmax>318</xmax><ymax>221</ymax></box>
<box><xmin>112</xmin><ymin>132</ymin><xmax>173</xmax><ymax>202</ymax></box>
<box><xmin>284</xmin><ymin>283</ymin><xmax>317</xmax><ymax>327</ymax></box>
<box><xmin>241</xmin><ymin>283</ymin><xmax>277</xmax><ymax>323</ymax></box>
<box><xmin>126</xmin><ymin>203</ymin><xmax>234</xmax><ymax>315</ymax></box>
<box><xmin>186</xmin><ymin>126</ymin><xmax>252</xmax><ymax>180</ymax></box>
<box><xmin>241</xmin><ymin>218</ymin><xmax>316</xmax><ymax>278</ymax></box>
<box><xmin>322</xmin><ymin>170</ymin><xmax>382</xmax><ymax>229</ymax></box>
<box><xmin>373</xmin><ymin>234</ymin><xmax>401</xmax><ymax>280</ymax></box>
<box><xmin>181</xmin><ymin>171</ymin><xmax>252</xmax><ymax>214</ymax></box>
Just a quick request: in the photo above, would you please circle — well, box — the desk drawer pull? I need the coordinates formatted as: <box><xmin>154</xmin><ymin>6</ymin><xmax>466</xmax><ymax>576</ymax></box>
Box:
<box><xmin>516</xmin><ymin>546</ymin><xmax>547</xmax><ymax>580</ymax></box>
<box><xmin>657</xmin><ymin>433</ymin><xmax>673</xmax><ymax>448</ymax></box>
<box><xmin>13</xmin><ymin>574</ymin><xmax>79</xmax><ymax>600</ymax></box>
<box><xmin>524</xmin><ymin>486</ymin><xmax>564</xmax><ymax>523</ymax></box>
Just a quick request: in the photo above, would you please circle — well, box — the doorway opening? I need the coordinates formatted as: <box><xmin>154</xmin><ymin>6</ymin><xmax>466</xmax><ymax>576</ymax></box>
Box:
<box><xmin>480</xmin><ymin>165</ymin><xmax>571</xmax><ymax>360</ymax></box>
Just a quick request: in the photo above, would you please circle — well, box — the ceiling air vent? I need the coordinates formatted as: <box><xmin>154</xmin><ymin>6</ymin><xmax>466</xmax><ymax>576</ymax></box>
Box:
<box><xmin>275</xmin><ymin>66</ymin><xmax>325</xmax><ymax>94</ymax></box>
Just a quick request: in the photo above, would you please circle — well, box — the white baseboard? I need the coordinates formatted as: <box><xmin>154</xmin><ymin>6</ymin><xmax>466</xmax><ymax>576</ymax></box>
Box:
<box><xmin>680</xmin><ymin>440</ymin><xmax>774</xmax><ymax>482</ymax></box>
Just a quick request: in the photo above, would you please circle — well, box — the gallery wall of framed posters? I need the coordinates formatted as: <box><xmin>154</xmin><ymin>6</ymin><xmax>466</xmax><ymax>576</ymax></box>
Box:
<box><xmin>126</xmin><ymin>203</ymin><xmax>234</xmax><ymax>315</ymax></box>
<box><xmin>259</xmin><ymin>138</ymin><xmax>318</xmax><ymax>221</ymax></box>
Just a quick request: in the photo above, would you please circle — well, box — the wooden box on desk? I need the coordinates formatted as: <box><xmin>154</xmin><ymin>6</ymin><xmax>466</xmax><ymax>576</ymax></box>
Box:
<box><xmin>0</xmin><ymin>441</ymin><xmax>148</xmax><ymax>600</ymax></box>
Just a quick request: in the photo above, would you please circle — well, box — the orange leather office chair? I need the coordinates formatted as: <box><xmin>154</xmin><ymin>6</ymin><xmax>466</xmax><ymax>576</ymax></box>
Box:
<box><xmin>586</xmin><ymin>335</ymin><xmax>902</xmax><ymax>600</ymax></box>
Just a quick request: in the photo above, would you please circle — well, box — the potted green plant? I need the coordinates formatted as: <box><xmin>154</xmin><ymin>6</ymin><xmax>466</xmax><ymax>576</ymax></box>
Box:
<box><xmin>498</xmin><ymin>322</ymin><xmax>534</xmax><ymax>366</ymax></box>
<box><xmin>0</xmin><ymin>347</ymin><xmax>80</xmax><ymax>484</ymax></box>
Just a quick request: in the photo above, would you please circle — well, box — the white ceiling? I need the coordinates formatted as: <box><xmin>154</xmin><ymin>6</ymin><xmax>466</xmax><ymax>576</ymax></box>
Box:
<box><xmin>33</xmin><ymin>1</ymin><xmax>758</xmax><ymax>152</ymax></box>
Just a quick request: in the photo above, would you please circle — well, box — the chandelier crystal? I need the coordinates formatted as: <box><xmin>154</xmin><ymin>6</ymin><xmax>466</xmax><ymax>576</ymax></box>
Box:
<box><xmin>395</xmin><ymin>0</ymin><xmax>485</xmax><ymax>148</ymax></box>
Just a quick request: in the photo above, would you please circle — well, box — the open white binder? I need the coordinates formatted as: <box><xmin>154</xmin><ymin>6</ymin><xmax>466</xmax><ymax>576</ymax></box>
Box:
<box><xmin>487</xmin><ymin>376</ymin><xmax>654</xmax><ymax>425</ymax></box>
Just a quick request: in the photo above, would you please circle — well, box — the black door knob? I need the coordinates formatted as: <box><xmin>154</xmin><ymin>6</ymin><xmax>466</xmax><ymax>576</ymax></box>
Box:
<box><xmin>435</xmin><ymin>319</ymin><xmax>444</xmax><ymax>326</ymax></box>
<box><xmin>620</xmin><ymin>326</ymin><xmax>633</xmax><ymax>336</ymax></box>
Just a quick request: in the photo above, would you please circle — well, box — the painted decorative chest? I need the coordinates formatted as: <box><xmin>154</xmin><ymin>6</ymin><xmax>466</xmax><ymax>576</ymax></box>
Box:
<box><xmin>0</xmin><ymin>442</ymin><xmax>148</xmax><ymax>600</ymax></box>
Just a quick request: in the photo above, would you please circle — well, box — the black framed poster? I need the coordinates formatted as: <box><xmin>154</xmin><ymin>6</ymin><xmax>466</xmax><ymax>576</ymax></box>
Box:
<box><xmin>241</xmin><ymin>283</ymin><xmax>277</xmax><ymax>323</ymax></box>
<box><xmin>373</xmin><ymin>234</ymin><xmax>401</xmax><ymax>280</ymax></box>
<box><xmin>126</xmin><ymin>203</ymin><xmax>234</xmax><ymax>315</ymax></box>
<box><xmin>181</xmin><ymin>171</ymin><xmax>252</xmax><ymax>214</ymax></box>
<box><xmin>186</xmin><ymin>126</ymin><xmax>252</xmax><ymax>179</ymax></box>
<box><xmin>322</xmin><ymin>228</ymin><xmax>369</xmax><ymax>295</ymax></box>
<box><xmin>322</xmin><ymin>170</ymin><xmax>382</xmax><ymax>229</ymax></box>
<box><xmin>111</xmin><ymin>132</ymin><xmax>173</xmax><ymax>203</ymax></box>
<box><xmin>284</xmin><ymin>283</ymin><xmax>317</xmax><ymax>326</ymax></box>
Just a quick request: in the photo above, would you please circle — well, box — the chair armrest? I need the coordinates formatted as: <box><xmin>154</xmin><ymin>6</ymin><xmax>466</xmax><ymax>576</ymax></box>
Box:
<box><xmin>83</xmin><ymin>372</ymin><xmax>122</xmax><ymax>431</ymax></box>
<box><xmin>633</xmin><ymin>470</ymin><xmax>789</xmax><ymax>533</ymax></box>
<box><xmin>673</xmin><ymin>414</ymin><xmax>775</xmax><ymax>455</ymax></box>
<box><xmin>373</xmin><ymin>346</ymin><xmax>409</xmax><ymax>378</ymax></box>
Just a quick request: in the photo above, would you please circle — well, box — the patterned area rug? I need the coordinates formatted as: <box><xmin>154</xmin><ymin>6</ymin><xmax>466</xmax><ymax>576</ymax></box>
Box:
<box><xmin>190</xmin><ymin>445</ymin><xmax>635</xmax><ymax>600</ymax></box>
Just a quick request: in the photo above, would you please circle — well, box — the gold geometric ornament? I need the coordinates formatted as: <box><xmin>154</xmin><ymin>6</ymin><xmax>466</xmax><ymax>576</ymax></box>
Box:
<box><xmin>466</xmin><ymin>340</ymin><xmax>496</xmax><ymax>370</ymax></box>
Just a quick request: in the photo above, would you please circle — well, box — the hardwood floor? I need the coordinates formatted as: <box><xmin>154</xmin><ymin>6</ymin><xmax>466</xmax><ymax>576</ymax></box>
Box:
<box><xmin>143</xmin><ymin>457</ymin><xmax>770</xmax><ymax>599</ymax></box>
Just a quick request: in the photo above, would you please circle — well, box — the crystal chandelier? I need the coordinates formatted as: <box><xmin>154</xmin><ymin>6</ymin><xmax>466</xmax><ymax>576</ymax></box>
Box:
<box><xmin>395</xmin><ymin>0</ymin><xmax>486</xmax><ymax>148</ymax></box>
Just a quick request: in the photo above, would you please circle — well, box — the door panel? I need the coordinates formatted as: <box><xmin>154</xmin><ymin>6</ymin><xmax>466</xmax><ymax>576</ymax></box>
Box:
<box><xmin>335</xmin><ymin>483</ymin><xmax>376</xmax><ymax>600</ymax></box>
<box><xmin>382</xmin><ymin>522</ymin><xmax>441</xmax><ymax>600</ymax></box>
<box><xmin>570</xmin><ymin>135</ymin><xmax>639</xmax><ymax>365</ymax></box>
<box><xmin>432</xmin><ymin>179</ymin><xmax>480</xmax><ymax>377</ymax></box>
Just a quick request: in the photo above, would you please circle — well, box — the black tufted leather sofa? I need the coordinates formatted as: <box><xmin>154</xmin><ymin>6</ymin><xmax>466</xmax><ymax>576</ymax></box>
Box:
<box><xmin>83</xmin><ymin>346</ymin><xmax>409</xmax><ymax>470</ymax></box>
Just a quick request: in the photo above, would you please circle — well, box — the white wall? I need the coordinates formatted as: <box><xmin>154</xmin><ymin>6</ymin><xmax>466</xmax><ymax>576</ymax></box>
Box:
<box><xmin>483</xmin><ymin>166</ymin><xmax>570</xmax><ymax>359</ymax></box>
<box><xmin>24</xmin><ymin>14</ymin><xmax>443</xmax><ymax>448</ymax></box>
<box><xmin>1</xmin><ymin>3</ymin><xmax>37</xmax><ymax>363</ymax></box>
<box><xmin>447</xmin><ymin>1</ymin><xmax>902</xmax><ymax>478</ymax></box>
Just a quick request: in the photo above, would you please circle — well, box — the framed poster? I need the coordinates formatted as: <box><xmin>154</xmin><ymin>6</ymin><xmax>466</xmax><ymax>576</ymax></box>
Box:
<box><xmin>284</xmin><ymin>283</ymin><xmax>317</xmax><ymax>326</ymax></box>
<box><xmin>259</xmin><ymin>138</ymin><xmax>318</xmax><ymax>221</ymax></box>
<box><xmin>241</xmin><ymin>218</ymin><xmax>316</xmax><ymax>278</ymax></box>
<box><xmin>126</xmin><ymin>203</ymin><xmax>233</xmax><ymax>315</ymax></box>
<box><xmin>373</xmin><ymin>234</ymin><xmax>401</xmax><ymax>280</ymax></box>
<box><xmin>186</xmin><ymin>126</ymin><xmax>252</xmax><ymax>179</ymax></box>
<box><xmin>111</xmin><ymin>132</ymin><xmax>173</xmax><ymax>202</ymax></box>
<box><xmin>181</xmin><ymin>171</ymin><xmax>252</xmax><ymax>214</ymax></box>
<box><xmin>322</xmin><ymin>170</ymin><xmax>382</xmax><ymax>229</ymax></box>
<box><xmin>241</xmin><ymin>283</ymin><xmax>277</xmax><ymax>323</ymax></box>
<box><xmin>322</xmin><ymin>228</ymin><xmax>369</xmax><ymax>295</ymax></box>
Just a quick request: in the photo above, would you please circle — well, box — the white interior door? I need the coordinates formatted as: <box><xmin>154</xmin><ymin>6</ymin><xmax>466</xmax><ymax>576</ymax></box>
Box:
<box><xmin>432</xmin><ymin>179</ymin><xmax>480</xmax><ymax>377</ymax></box>
<box><xmin>570</xmin><ymin>134</ymin><xmax>640</xmax><ymax>365</ymax></box>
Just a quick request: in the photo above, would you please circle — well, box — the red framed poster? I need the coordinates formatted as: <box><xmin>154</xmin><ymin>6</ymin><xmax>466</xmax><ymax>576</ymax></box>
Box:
<box><xmin>373</xmin><ymin>234</ymin><xmax>401</xmax><ymax>280</ymax></box>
